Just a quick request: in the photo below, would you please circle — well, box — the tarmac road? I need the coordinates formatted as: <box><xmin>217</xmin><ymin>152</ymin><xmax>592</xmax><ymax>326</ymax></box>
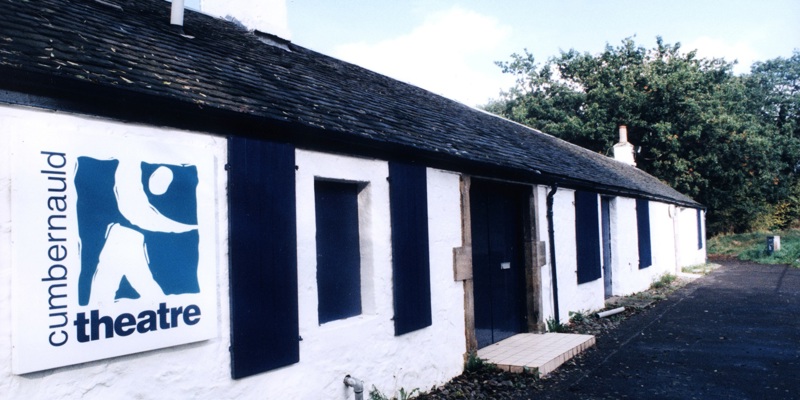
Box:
<box><xmin>535</xmin><ymin>260</ymin><xmax>800</xmax><ymax>400</ymax></box>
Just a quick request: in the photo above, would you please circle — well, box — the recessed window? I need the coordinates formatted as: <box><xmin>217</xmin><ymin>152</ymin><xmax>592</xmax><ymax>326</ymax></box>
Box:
<box><xmin>314</xmin><ymin>180</ymin><xmax>363</xmax><ymax>324</ymax></box>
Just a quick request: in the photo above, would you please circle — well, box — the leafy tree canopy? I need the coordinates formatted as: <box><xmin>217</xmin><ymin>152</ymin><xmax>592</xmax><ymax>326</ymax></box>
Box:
<box><xmin>486</xmin><ymin>38</ymin><xmax>800</xmax><ymax>235</ymax></box>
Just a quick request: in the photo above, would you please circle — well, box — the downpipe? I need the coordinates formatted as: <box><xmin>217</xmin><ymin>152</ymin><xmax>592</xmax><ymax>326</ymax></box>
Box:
<box><xmin>597</xmin><ymin>306</ymin><xmax>625</xmax><ymax>318</ymax></box>
<box><xmin>546</xmin><ymin>183</ymin><xmax>561</xmax><ymax>326</ymax></box>
<box><xmin>343</xmin><ymin>375</ymin><xmax>364</xmax><ymax>400</ymax></box>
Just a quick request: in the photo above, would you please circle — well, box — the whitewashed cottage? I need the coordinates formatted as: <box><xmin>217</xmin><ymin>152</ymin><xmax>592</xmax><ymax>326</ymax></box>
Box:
<box><xmin>0</xmin><ymin>0</ymin><xmax>705</xmax><ymax>398</ymax></box>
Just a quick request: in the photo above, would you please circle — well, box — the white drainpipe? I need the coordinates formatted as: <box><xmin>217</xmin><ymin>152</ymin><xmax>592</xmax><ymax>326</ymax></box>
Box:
<box><xmin>343</xmin><ymin>375</ymin><xmax>364</xmax><ymax>400</ymax></box>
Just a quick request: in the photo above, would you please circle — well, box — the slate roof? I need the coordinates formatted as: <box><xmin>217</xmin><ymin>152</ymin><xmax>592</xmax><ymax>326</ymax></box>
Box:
<box><xmin>0</xmin><ymin>0</ymin><xmax>699</xmax><ymax>207</ymax></box>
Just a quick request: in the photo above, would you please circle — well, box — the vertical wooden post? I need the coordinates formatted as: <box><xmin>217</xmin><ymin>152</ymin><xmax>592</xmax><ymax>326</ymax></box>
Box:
<box><xmin>454</xmin><ymin>175</ymin><xmax>477</xmax><ymax>353</ymax></box>
<box><xmin>524</xmin><ymin>187</ymin><xmax>545</xmax><ymax>333</ymax></box>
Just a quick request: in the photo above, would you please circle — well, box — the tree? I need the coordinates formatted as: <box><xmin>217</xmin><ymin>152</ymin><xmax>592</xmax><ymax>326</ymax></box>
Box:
<box><xmin>748</xmin><ymin>51</ymin><xmax>800</xmax><ymax>139</ymax></box>
<box><xmin>486</xmin><ymin>38</ymin><xmax>800</xmax><ymax>234</ymax></box>
<box><xmin>745</xmin><ymin>51</ymin><xmax>800</xmax><ymax>227</ymax></box>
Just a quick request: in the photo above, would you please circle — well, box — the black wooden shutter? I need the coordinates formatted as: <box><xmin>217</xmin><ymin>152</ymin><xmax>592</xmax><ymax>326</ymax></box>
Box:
<box><xmin>389</xmin><ymin>162</ymin><xmax>432</xmax><ymax>336</ymax></box>
<box><xmin>575</xmin><ymin>191</ymin><xmax>602</xmax><ymax>284</ymax></box>
<box><xmin>636</xmin><ymin>199</ymin><xmax>652</xmax><ymax>269</ymax></box>
<box><xmin>228</xmin><ymin>137</ymin><xmax>299</xmax><ymax>379</ymax></box>
<box><xmin>696</xmin><ymin>208</ymin><xmax>703</xmax><ymax>249</ymax></box>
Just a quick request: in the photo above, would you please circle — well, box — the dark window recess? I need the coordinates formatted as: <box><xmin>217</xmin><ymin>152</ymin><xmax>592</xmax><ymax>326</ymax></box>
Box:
<box><xmin>575</xmin><ymin>191</ymin><xmax>602</xmax><ymax>284</ymax></box>
<box><xmin>696</xmin><ymin>208</ymin><xmax>704</xmax><ymax>249</ymax></box>
<box><xmin>637</xmin><ymin>199</ymin><xmax>652</xmax><ymax>269</ymax></box>
<box><xmin>228</xmin><ymin>137</ymin><xmax>298</xmax><ymax>379</ymax></box>
<box><xmin>315</xmin><ymin>180</ymin><xmax>362</xmax><ymax>324</ymax></box>
<box><xmin>388</xmin><ymin>162</ymin><xmax>432</xmax><ymax>336</ymax></box>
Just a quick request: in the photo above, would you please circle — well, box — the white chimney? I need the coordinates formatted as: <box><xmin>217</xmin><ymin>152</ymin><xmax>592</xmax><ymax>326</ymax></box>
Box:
<box><xmin>201</xmin><ymin>0</ymin><xmax>291</xmax><ymax>38</ymax></box>
<box><xmin>613</xmin><ymin>125</ymin><xmax>636</xmax><ymax>166</ymax></box>
<box><xmin>171</xmin><ymin>0</ymin><xmax>185</xmax><ymax>27</ymax></box>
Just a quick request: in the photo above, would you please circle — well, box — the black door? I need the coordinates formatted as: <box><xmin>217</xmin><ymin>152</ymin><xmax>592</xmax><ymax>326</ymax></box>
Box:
<box><xmin>471</xmin><ymin>180</ymin><xmax>528</xmax><ymax>348</ymax></box>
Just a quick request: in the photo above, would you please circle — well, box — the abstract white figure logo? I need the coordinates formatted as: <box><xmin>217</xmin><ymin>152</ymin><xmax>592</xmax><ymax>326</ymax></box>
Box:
<box><xmin>76</xmin><ymin>157</ymin><xmax>200</xmax><ymax>307</ymax></box>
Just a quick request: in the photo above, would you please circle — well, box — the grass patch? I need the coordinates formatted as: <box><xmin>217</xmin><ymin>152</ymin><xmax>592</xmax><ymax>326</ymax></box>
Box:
<box><xmin>681</xmin><ymin>263</ymin><xmax>719</xmax><ymax>275</ymax></box>
<box><xmin>709</xmin><ymin>229</ymin><xmax>800</xmax><ymax>268</ymax></box>
<box><xmin>650</xmin><ymin>273</ymin><xmax>677</xmax><ymax>289</ymax></box>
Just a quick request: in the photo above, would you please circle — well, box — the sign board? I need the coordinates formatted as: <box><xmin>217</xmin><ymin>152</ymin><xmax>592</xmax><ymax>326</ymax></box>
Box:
<box><xmin>9</xmin><ymin>120</ymin><xmax>219</xmax><ymax>374</ymax></box>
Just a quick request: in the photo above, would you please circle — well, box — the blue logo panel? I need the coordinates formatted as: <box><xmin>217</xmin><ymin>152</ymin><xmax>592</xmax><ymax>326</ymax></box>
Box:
<box><xmin>75</xmin><ymin>157</ymin><xmax>200</xmax><ymax>306</ymax></box>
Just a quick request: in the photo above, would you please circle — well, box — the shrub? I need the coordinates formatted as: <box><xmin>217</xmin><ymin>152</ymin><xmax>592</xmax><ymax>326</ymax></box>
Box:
<box><xmin>464</xmin><ymin>351</ymin><xmax>495</xmax><ymax>373</ymax></box>
<box><xmin>546</xmin><ymin>316</ymin><xmax>567</xmax><ymax>333</ymax></box>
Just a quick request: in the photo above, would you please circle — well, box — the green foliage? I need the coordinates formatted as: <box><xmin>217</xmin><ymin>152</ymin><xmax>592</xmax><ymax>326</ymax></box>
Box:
<box><xmin>464</xmin><ymin>351</ymin><xmax>495</xmax><ymax>373</ymax></box>
<box><xmin>369</xmin><ymin>386</ymin><xmax>390</xmax><ymax>400</ymax></box>
<box><xmin>568</xmin><ymin>310</ymin><xmax>586</xmax><ymax>324</ymax></box>
<box><xmin>487</xmin><ymin>41</ymin><xmax>800</xmax><ymax>235</ymax></box>
<box><xmin>369</xmin><ymin>386</ymin><xmax>421</xmax><ymax>400</ymax></box>
<box><xmin>396</xmin><ymin>388</ymin><xmax>420</xmax><ymax>400</ymax></box>
<box><xmin>709</xmin><ymin>229</ymin><xmax>800</xmax><ymax>267</ymax></box>
<box><xmin>546</xmin><ymin>316</ymin><xmax>567</xmax><ymax>332</ymax></box>
<box><xmin>650</xmin><ymin>273</ymin><xmax>677</xmax><ymax>289</ymax></box>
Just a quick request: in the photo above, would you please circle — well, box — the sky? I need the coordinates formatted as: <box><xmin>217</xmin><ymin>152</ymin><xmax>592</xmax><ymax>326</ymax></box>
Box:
<box><xmin>198</xmin><ymin>1</ymin><xmax>800</xmax><ymax>107</ymax></box>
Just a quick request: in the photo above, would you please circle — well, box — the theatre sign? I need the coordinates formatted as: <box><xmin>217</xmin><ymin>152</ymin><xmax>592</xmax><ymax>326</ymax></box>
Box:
<box><xmin>9</xmin><ymin>116</ymin><xmax>219</xmax><ymax>374</ymax></box>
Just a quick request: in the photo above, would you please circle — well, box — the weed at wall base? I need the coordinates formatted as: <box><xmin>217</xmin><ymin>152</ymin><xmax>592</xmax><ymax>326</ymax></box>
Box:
<box><xmin>650</xmin><ymin>273</ymin><xmax>677</xmax><ymax>289</ymax></box>
<box><xmin>546</xmin><ymin>317</ymin><xmax>567</xmax><ymax>333</ymax></box>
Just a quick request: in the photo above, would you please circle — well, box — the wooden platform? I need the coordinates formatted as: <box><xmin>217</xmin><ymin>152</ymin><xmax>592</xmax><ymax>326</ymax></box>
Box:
<box><xmin>477</xmin><ymin>333</ymin><xmax>595</xmax><ymax>376</ymax></box>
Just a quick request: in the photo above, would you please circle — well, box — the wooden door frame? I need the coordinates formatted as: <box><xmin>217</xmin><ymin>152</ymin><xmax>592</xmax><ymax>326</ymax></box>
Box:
<box><xmin>454</xmin><ymin>176</ymin><xmax>544</xmax><ymax>353</ymax></box>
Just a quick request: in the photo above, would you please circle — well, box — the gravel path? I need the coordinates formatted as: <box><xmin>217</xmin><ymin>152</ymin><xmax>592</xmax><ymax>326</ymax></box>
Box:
<box><xmin>417</xmin><ymin>261</ymin><xmax>800</xmax><ymax>399</ymax></box>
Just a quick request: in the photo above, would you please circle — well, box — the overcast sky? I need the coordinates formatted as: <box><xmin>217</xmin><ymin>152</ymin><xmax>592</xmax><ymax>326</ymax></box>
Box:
<box><xmin>199</xmin><ymin>1</ymin><xmax>800</xmax><ymax>107</ymax></box>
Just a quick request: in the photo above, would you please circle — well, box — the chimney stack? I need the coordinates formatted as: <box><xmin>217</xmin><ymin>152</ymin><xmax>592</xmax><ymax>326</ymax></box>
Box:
<box><xmin>171</xmin><ymin>0</ymin><xmax>185</xmax><ymax>28</ymax></box>
<box><xmin>619</xmin><ymin>125</ymin><xmax>628</xmax><ymax>143</ymax></box>
<box><xmin>613</xmin><ymin>125</ymin><xmax>636</xmax><ymax>166</ymax></box>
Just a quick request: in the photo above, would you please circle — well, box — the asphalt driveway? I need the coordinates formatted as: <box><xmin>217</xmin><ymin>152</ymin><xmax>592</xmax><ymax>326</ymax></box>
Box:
<box><xmin>536</xmin><ymin>260</ymin><xmax>800</xmax><ymax>400</ymax></box>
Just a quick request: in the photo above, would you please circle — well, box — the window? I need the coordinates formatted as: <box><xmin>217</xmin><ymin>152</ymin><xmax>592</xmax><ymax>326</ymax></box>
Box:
<box><xmin>575</xmin><ymin>191</ymin><xmax>602</xmax><ymax>284</ymax></box>
<box><xmin>636</xmin><ymin>199</ymin><xmax>652</xmax><ymax>269</ymax></box>
<box><xmin>315</xmin><ymin>180</ymin><xmax>363</xmax><ymax>324</ymax></box>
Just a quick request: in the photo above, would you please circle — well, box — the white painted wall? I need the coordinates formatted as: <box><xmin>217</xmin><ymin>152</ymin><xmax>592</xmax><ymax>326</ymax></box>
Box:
<box><xmin>535</xmin><ymin>186</ymin><xmax>555</xmax><ymax>324</ymax></box>
<box><xmin>540</xmin><ymin>188</ymin><xmax>605</xmax><ymax>324</ymax></box>
<box><xmin>537</xmin><ymin>192</ymin><xmax>708</xmax><ymax>319</ymax></box>
<box><xmin>0</xmin><ymin>110</ymin><xmax>11</xmax><ymax>397</ymax></box>
<box><xmin>675</xmin><ymin>207</ymin><xmax>707</xmax><ymax>267</ymax></box>
<box><xmin>0</xmin><ymin>105</ymin><xmax>466</xmax><ymax>399</ymax></box>
<box><xmin>625</xmin><ymin>201</ymin><xmax>676</xmax><ymax>292</ymax></box>
<box><xmin>608</xmin><ymin>200</ymin><xmax>707</xmax><ymax>296</ymax></box>
<box><xmin>606</xmin><ymin>199</ymin><xmax>678</xmax><ymax>296</ymax></box>
<box><xmin>293</xmin><ymin>150</ymin><xmax>465</xmax><ymax>399</ymax></box>
<box><xmin>607</xmin><ymin>197</ymin><xmax>642</xmax><ymax>296</ymax></box>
